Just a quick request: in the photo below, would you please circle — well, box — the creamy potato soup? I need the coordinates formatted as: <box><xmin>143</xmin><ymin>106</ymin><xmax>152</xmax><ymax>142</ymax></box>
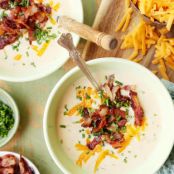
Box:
<box><xmin>56</xmin><ymin>73</ymin><xmax>161</xmax><ymax>174</ymax></box>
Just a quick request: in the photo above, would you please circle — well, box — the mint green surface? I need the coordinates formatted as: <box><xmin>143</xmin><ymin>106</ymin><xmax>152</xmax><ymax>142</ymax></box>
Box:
<box><xmin>0</xmin><ymin>1</ymin><xmax>97</xmax><ymax>173</ymax></box>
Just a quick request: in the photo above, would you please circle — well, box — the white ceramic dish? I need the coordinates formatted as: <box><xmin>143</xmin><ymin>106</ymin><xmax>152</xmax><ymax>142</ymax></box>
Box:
<box><xmin>0</xmin><ymin>0</ymin><xmax>83</xmax><ymax>82</ymax></box>
<box><xmin>0</xmin><ymin>151</ymin><xmax>40</xmax><ymax>174</ymax></box>
<box><xmin>0</xmin><ymin>88</ymin><xmax>19</xmax><ymax>148</ymax></box>
<box><xmin>43</xmin><ymin>58</ymin><xmax>174</xmax><ymax>174</ymax></box>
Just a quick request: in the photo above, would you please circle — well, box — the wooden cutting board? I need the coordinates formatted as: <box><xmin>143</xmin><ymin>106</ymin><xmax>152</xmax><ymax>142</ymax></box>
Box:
<box><xmin>82</xmin><ymin>0</ymin><xmax>174</xmax><ymax>82</ymax></box>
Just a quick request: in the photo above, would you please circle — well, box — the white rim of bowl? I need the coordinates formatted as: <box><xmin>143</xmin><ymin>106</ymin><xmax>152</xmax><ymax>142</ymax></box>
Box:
<box><xmin>0</xmin><ymin>88</ymin><xmax>20</xmax><ymax>148</ymax></box>
<box><xmin>0</xmin><ymin>151</ymin><xmax>40</xmax><ymax>174</ymax></box>
<box><xmin>43</xmin><ymin>57</ymin><xmax>174</xmax><ymax>174</ymax></box>
<box><xmin>0</xmin><ymin>0</ymin><xmax>83</xmax><ymax>82</ymax></box>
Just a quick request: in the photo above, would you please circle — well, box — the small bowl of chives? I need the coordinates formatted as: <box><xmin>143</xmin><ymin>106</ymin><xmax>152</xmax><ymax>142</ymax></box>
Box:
<box><xmin>0</xmin><ymin>88</ymin><xmax>19</xmax><ymax>147</ymax></box>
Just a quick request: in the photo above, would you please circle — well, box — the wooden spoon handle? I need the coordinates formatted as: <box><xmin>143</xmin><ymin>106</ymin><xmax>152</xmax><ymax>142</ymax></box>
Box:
<box><xmin>58</xmin><ymin>16</ymin><xmax>118</xmax><ymax>51</ymax></box>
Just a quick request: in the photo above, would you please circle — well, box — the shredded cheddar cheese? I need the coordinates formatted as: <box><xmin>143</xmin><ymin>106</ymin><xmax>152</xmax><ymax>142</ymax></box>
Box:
<box><xmin>37</xmin><ymin>41</ymin><xmax>50</xmax><ymax>56</ymax></box>
<box><xmin>49</xmin><ymin>16</ymin><xmax>57</xmax><ymax>25</ymax></box>
<box><xmin>121</xmin><ymin>20</ymin><xmax>158</xmax><ymax>59</ymax></box>
<box><xmin>32</xmin><ymin>45</ymin><xmax>39</xmax><ymax>52</ymax></box>
<box><xmin>116</xmin><ymin>7</ymin><xmax>133</xmax><ymax>32</ymax></box>
<box><xmin>76</xmin><ymin>145</ymin><xmax>102</xmax><ymax>167</ymax></box>
<box><xmin>134</xmin><ymin>0</ymin><xmax>174</xmax><ymax>31</ymax></box>
<box><xmin>152</xmin><ymin>36</ymin><xmax>174</xmax><ymax>80</ymax></box>
<box><xmin>94</xmin><ymin>150</ymin><xmax>118</xmax><ymax>173</ymax></box>
<box><xmin>53</xmin><ymin>3</ymin><xmax>60</xmax><ymax>11</ymax></box>
<box><xmin>14</xmin><ymin>54</ymin><xmax>22</xmax><ymax>61</ymax></box>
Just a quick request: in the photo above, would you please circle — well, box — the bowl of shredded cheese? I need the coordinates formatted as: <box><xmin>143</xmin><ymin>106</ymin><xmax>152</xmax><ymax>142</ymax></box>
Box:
<box><xmin>132</xmin><ymin>0</ymin><xmax>174</xmax><ymax>31</ymax></box>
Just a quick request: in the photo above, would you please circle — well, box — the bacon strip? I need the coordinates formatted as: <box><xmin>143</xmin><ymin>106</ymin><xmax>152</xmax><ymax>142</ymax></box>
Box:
<box><xmin>130</xmin><ymin>90</ymin><xmax>144</xmax><ymax>126</ymax></box>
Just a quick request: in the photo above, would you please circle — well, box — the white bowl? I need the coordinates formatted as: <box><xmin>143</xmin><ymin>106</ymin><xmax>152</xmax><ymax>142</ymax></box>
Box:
<box><xmin>0</xmin><ymin>151</ymin><xmax>40</xmax><ymax>174</ymax></box>
<box><xmin>0</xmin><ymin>88</ymin><xmax>19</xmax><ymax>147</ymax></box>
<box><xmin>44</xmin><ymin>58</ymin><xmax>174</xmax><ymax>174</ymax></box>
<box><xmin>0</xmin><ymin>0</ymin><xmax>83</xmax><ymax>82</ymax></box>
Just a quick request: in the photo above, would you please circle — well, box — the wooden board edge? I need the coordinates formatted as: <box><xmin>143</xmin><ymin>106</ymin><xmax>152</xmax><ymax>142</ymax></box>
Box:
<box><xmin>82</xmin><ymin>0</ymin><xmax>114</xmax><ymax>60</ymax></box>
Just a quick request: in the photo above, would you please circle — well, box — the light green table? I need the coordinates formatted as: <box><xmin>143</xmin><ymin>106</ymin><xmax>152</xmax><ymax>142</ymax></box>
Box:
<box><xmin>0</xmin><ymin>1</ymin><xmax>97</xmax><ymax>173</ymax></box>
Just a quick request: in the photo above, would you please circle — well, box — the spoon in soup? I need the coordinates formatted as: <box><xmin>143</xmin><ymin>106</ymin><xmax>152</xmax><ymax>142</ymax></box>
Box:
<box><xmin>58</xmin><ymin>33</ymin><xmax>101</xmax><ymax>91</ymax></box>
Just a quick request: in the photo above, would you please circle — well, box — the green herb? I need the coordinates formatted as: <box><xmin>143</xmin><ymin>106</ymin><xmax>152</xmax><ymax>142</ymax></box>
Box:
<box><xmin>34</xmin><ymin>25</ymin><xmax>57</xmax><ymax>44</ymax></box>
<box><xmin>77</xmin><ymin>96</ymin><xmax>82</xmax><ymax>101</ymax></box>
<box><xmin>75</xmin><ymin>86</ymin><xmax>81</xmax><ymax>90</ymax></box>
<box><xmin>120</xmin><ymin>126</ymin><xmax>127</xmax><ymax>133</ymax></box>
<box><xmin>60</xmin><ymin>125</ymin><xmax>66</xmax><ymax>128</ymax></box>
<box><xmin>9</xmin><ymin>0</ymin><xmax>18</xmax><ymax>8</ymax></box>
<box><xmin>0</xmin><ymin>11</ymin><xmax>7</xmax><ymax>19</ymax></box>
<box><xmin>98</xmin><ymin>90</ymin><xmax>104</xmax><ymax>98</ymax></box>
<box><xmin>85</xmin><ymin>93</ymin><xmax>91</xmax><ymax>99</ymax></box>
<box><xmin>116</xmin><ymin>116</ymin><xmax>121</xmax><ymax>122</ymax></box>
<box><xmin>123</xmin><ymin>157</ymin><xmax>128</xmax><ymax>163</ymax></box>
<box><xmin>63</xmin><ymin>105</ymin><xmax>69</xmax><ymax>115</ymax></box>
<box><xmin>104</xmin><ymin>98</ymin><xmax>110</xmax><ymax>106</ymax></box>
<box><xmin>154</xmin><ymin>113</ymin><xmax>158</xmax><ymax>117</ymax></box>
<box><xmin>18</xmin><ymin>12</ymin><xmax>24</xmax><ymax>16</ymax></box>
<box><xmin>134</xmin><ymin>155</ymin><xmax>137</xmax><ymax>158</ymax></box>
<box><xmin>86</xmin><ymin>151</ymin><xmax>90</xmax><ymax>155</ymax></box>
<box><xmin>78</xmin><ymin>107</ymin><xmax>85</xmax><ymax>116</ymax></box>
<box><xmin>12</xmin><ymin>41</ymin><xmax>20</xmax><ymax>51</ymax></box>
<box><xmin>82</xmin><ymin>133</ymin><xmax>85</xmax><ymax>138</ymax></box>
<box><xmin>20</xmin><ymin>0</ymin><xmax>29</xmax><ymax>7</ymax></box>
<box><xmin>88</xmin><ymin>134</ymin><xmax>91</xmax><ymax>139</ymax></box>
<box><xmin>0</xmin><ymin>100</ymin><xmax>14</xmax><ymax>137</ymax></box>
<box><xmin>115</xmin><ymin>80</ymin><xmax>123</xmax><ymax>86</ymax></box>
<box><xmin>64</xmin><ymin>105</ymin><xmax>68</xmax><ymax>111</ymax></box>
<box><xmin>47</xmin><ymin>26</ymin><xmax>52</xmax><ymax>30</ymax></box>
<box><xmin>30</xmin><ymin>62</ymin><xmax>36</xmax><ymax>68</ymax></box>
<box><xmin>26</xmin><ymin>51</ymin><xmax>29</xmax><ymax>57</ymax></box>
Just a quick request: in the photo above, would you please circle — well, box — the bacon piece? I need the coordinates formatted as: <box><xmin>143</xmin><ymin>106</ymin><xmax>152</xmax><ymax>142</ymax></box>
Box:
<box><xmin>81</xmin><ymin>108</ymin><xmax>92</xmax><ymax>127</ymax></box>
<box><xmin>0</xmin><ymin>155</ymin><xmax>17</xmax><ymax>168</ymax></box>
<box><xmin>104</xmin><ymin>133</ymin><xmax>124</xmax><ymax>149</ymax></box>
<box><xmin>0</xmin><ymin>0</ymin><xmax>9</xmax><ymax>9</ymax></box>
<box><xmin>0</xmin><ymin>167</ymin><xmax>15</xmax><ymax>174</ymax></box>
<box><xmin>114</xmin><ymin>108</ymin><xmax>126</xmax><ymax>119</ymax></box>
<box><xmin>81</xmin><ymin>117</ymin><xmax>92</xmax><ymax>128</ymax></box>
<box><xmin>130</xmin><ymin>90</ymin><xmax>144</xmax><ymax>126</ymax></box>
<box><xmin>19</xmin><ymin>156</ymin><xmax>33</xmax><ymax>174</ymax></box>
<box><xmin>117</xmin><ymin>119</ymin><xmax>127</xmax><ymax>127</ymax></box>
<box><xmin>98</xmin><ymin>105</ymin><xmax>108</xmax><ymax>117</ymax></box>
<box><xmin>87</xmin><ymin>136</ymin><xmax>102</xmax><ymax>150</ymax></box>
<box><xmin>0</xmin><ymin>34</ymin><xmax>19</xmax><ymax>49</ymax></box>
<box><xmin>116</xmin><ymin>88</ymin><xmax>130</xmax><ymax>102</ymax></box>
<box><xmin>92</xmin><ymin>117</ymin><xmax>106</xmax><ymax>133</ymax></box>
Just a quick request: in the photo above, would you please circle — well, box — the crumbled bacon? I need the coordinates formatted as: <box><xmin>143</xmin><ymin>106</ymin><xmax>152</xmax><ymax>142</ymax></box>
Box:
<box><xmin>0</xmin><ymin>154</ymin><xmax>34</xmax><ymax>174</ymax></box>
<box><xmin>0</xmin><ymin>155</ymin><xmax>17</xmax><ymax>168</ymax></box>
<box><xmin>0</xmin><ymin>0</ymin><xmax>51</xmax><ymax>49</ymax></box>
<box><xmin>78</xmin><ymin>75</ymin><xmax>144</xmax><ymax>150</ymax></box>
<box><xmin>87</xmin><ymin>136</ymin><xmax>102</xmax><ymax>150</ymax></box>
<box><xmin>130</xmin><ymin>90</ymin><xmax>144</xmax><ymax>126</ymax></box>
<box><xmin>114</xmin><ymin>108</ymin><xmax>126</xmax><ymax>118</ymax></box>
<box><xmin>0</xmin><ymin>0</ymin><xmax>9</xmax><ymax>9</ymax></box>
<box><xmin>116</xmin><ymin>88</ymin><xmax>130</xmax><ymax>102</ymax></box>
<box><xmin>19</xmin><ymin>156</ymin><xmax>33</xmax><ymax>174</ymax></box>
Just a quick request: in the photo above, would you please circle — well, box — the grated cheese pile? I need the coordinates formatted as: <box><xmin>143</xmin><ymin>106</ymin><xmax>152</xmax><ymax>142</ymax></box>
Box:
<box><xmin>153</xmin><ymin>36</ymin><xmax>174</xmax><ymax>79</ymax></box>
<box><xmin>134</xmin><ymin>0</ymin><xmax>174</xmax><ymax>31</ymax></box>
<box><xmin>121</xmin><ymin>20</ymin><xmax>159</xmax><ymax>60</ymax></box>
<box><xmin>115</xmin><ymin>0</ymin><xmax>174</xmax><ymax>80</ymax></box>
